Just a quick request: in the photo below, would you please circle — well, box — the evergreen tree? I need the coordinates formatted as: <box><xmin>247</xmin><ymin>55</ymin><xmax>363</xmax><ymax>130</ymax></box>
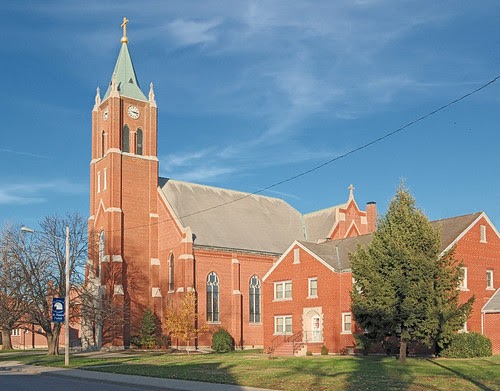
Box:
<box><xmin>139</xmin><ymin>308</ymin><xmax>158</xmax><ymax>349</ymax></box>
<box><xmin>350</xmin><ymin>183</ymin><xmax>473</xmax><ymax>362</ymax></box>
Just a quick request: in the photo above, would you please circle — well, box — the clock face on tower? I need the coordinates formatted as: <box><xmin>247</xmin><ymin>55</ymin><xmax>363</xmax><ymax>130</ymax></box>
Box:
<box><xmin>127</xmin><ymin>105</ymin><xmax>140</xmax><ymax>119</ymax></box>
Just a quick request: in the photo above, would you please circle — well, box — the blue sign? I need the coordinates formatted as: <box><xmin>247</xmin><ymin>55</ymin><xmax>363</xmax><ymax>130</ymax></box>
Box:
<box><xmin>52</xmin><ymin>298</ymin><xmax>65</xmax><ymax>322</ymax></box>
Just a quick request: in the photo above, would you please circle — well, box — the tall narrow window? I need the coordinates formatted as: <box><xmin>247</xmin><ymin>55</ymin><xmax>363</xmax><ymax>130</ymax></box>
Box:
<box><xmin>101</xmin><ymin>130</ymin><xmax>105</xmax><ymax>157</ymax></box>
<box><xmin>136</xmin><ymin>128</ymin><xmax>143</xmax><ymax>155</ymax></box>
<box><xmin>486</xmin><ymin>270</ymin><xmax>494</xmax><ymax>289</ymax></box>
<box><xmin>168</xmin><ymin>254</ymin><xmax>174</xmax><ymax>292</ymax></box>
<box><xmin>122</xmin><ymin>125</ymin><xmax>130</xmax><ymax>153</ymax></box>
<box><xmin>98</xmin><ymin>231</ymin><xmax>105</xmax><ymax>277</ymax></box>
<box><xmin>249</xmin><ymin>275</ymin><xmax>261</xmax><ymax>323</ymax></box>
<box><xmin>459</xmin><ymin>267</ymin><xmax>468</xmax><ymax>290</ymax></box>
<box><xmin>207</xmin><ymin>272</ymin><xmax>220</xmax><ymax>322</ymax></box>
<box><xmin>480</xmin><ymin>225</ymin><xmax>487</xmax><ymax>243</ymax></box>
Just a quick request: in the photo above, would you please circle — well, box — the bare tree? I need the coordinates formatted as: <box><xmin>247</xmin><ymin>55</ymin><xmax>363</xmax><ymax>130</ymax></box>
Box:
<box><xmin>9</xmin><ymin>213</ymin><xmax>88</xmax><ymax>355</ymax></box>
<box><xmin>0</xmin><ymin>225</ymin><xmax>30</xmax><ymax>350</ymax></box>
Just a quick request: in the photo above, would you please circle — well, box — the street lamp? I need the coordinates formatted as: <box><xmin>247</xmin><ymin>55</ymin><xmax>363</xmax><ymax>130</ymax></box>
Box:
<box><xmin>21</xmin><ymin>226</ymin><xmax>70</xmax><ymax>366</ymax></box>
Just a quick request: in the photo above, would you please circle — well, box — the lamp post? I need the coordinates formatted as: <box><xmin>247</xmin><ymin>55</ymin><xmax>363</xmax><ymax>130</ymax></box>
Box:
<box><xmin>21</xmin><ymin>226</ymin><xmax>70</xmax><ymax>366</ymax></box>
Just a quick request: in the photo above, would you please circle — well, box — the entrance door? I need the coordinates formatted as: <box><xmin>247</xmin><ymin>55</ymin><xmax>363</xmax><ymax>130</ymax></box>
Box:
<box><xmin>311</xmin><ymin>315</ymin><xmax>321</xmax><ymax>342</ymax></box>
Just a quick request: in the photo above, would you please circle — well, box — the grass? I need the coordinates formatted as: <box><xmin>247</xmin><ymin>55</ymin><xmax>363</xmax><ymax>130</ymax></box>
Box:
<box><xmin>1</xmin><ymin>349</ymin><xmax>499</xmax><ymax>391</ymax></box>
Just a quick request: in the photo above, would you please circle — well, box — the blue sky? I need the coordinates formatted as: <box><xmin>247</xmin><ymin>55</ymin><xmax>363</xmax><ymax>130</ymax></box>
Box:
<box><xmin>1</xmin><ymin>1</ymin><xmax>499</xmax><ymax>230</ymax></box>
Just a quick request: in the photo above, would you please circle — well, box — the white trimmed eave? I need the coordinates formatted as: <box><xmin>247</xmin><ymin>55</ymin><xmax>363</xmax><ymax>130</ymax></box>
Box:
<box><xmin>263</xmin><ymin>240</ymin><xmax>339</xmax><ymax>282</ymax></box>
<box><xmin>157</xmin><ymin>186</ymin><xmax>186</xmax><ymax>234</ymax></box>
<box><xmin>481</xmin><ymin>288</ymin><xmax>500</xmax><ymax>313</ymax></box>
<box><xmin>440</xmin><ymin>212</ymin><xmax>500</xmax><ymax>256</ymax></box>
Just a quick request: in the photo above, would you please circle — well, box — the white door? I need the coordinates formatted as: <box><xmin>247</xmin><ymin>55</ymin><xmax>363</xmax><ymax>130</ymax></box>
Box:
<box><xmin>311</xmin><ymin>315</ymin><xmax>321</xmax><ymax>342</ymax></box>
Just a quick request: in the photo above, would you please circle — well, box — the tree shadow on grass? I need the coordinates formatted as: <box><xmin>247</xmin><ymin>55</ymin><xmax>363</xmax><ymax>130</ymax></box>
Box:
<box><xmin>344</xmin><ymin>355</ymin><xmax>415</xmax><ymax>391</ymax></box>
<box><xmin>426</xmin><ymin>359</ymin><xmax>494</xmax><ymax>391</ymax></box>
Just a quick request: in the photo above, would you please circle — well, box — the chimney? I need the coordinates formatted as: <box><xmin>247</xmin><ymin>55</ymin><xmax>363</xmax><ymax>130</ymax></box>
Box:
<box><xmin>366</xmin><ymin>202</ymin><xmax>377</xmax><ymax>233</ymax></box>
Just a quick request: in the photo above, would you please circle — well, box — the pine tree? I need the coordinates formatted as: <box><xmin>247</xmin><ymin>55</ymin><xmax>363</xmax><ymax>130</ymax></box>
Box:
<box><xmin>139</xmin><ymin>308</ymin><xmax>158</xmax><ymax>349</ymax></box>
<box><xmin>350</xmin><ymin>183</ymin><xmax>473</xmax><ymax>362</ymax></box>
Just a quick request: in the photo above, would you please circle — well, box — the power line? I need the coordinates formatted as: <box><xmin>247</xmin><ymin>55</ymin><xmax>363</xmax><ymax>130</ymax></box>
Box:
<box><xmin>98</xmin><ymin>75</ymin><xmax>500</xmax><ymax>234</ymax></box>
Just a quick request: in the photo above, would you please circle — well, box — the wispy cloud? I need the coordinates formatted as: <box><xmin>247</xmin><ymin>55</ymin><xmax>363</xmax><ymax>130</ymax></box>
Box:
<box><xmin>168</xmin><ymin>18</ymin><xmax>221</xmax><ymax>46</ymax></box>
<box><xmin>0</xmin><ymin>180</ymin><xmax>87</xmax><ymax>205</ymax></box>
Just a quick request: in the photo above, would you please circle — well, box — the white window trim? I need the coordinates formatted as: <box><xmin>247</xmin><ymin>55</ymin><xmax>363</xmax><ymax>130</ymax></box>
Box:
<box><xmin>11</xmin><ymin>328</ymin><xmax>20</xmax><ymax>337</ymax></box>
<box><xmin>459</xmin><ymin>267</ymin><xmax>468</xmax><ymax>290</ymax></box>
<box><xmin>341</xmin><ymin>312</ymin><xmax>352</xmax><ymax>334</ymax></box>
<box><xmin>458</xmin><ymin>322</ymin><xmax>468</xmax><ymax>333</ymax></box>
<box><xmin>103</xmin><ymin>168</ymin><xmax>107</xmax><ymax>191</ymax></box>
<box><xmin>480</xmin><ymin>225</ymin><xmax>487</xmax><ymax>243</ymax></box>
<box><xmin>293</xmin><ymin>248</ymin><xmax>300</xmax><ymax>264</ymax></box>
<box><xmin>308</xmin><ymin>277</ymin><xmax>318</xmax><ymax>298</ymax></box>
<box><xmin>274</xmin><ymin>315</ymin><xmax>292</xmax><ymax>335</ymax></box>
<box><xmin>274</xmin><ymin>281</ymin><xmax>292</xmax><ymax>301</ymax></box>
<box><xmin>486</xmin><ymin>269</ymin><xmax>494</xmax><ymax>290</ymax></box>
<box><xmin>97</xmin><ymin>171</ymin><xmax>101</xmax><ymax>193</ymax></box>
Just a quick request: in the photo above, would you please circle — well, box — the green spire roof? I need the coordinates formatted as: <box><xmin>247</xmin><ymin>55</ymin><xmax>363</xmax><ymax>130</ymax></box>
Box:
<box><xmin>103</xmin><ymin>42</ymin><xmax>147</xmax><ymax>102</ymax></box>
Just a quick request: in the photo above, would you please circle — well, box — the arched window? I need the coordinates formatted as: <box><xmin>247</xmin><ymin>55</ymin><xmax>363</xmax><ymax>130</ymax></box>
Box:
<box><xmin>98</xmin><ymin>231</ymin><xmax>105</xmax><ymax>277</ymax></box>
<box><xmin>101</xmin><ymin>130</ymin><xmax>105</xmax><ymax>157</ymax></box>
<box><xmin>249</xmin><ymin>275</ymin><xmax>261</xmax><ymax>323</ymax></box>
<box><xmin>206</xmin><ymin>272</ymin><xmax>219</xmax><ymax>322</ymax></box>
<box><xmin>122</xmin><ymin>125</ymin><xmax>130</xmax><ymax>153</ymax></box>
<box><xmin>168</xmin><ymin>254</ymin><xmax>174</xmax><ymax>292</ymax></box>
<box><xmin>136</xmin><ymin>128</ymin><xmax>143</xmax><ymax>155</ymax></box>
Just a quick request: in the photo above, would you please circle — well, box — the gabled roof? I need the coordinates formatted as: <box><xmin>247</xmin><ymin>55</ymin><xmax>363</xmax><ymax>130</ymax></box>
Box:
<box><xmin>159</xmin><ymin>178</ymin><xmax>305</xmax><ymax>254</ymax></box>
<box><xmin>483</xmin><ymin>289</ymin><xmax>500</xmax><ymax>313</ymax></box>
<box><xmin>298</xmin><ymin>234</ymin><xmax>373</xmax><ymax>271</ymax></box>
<box><xmin>430</xmin><ymin>212</ymin><xmax>482</xmax><ymax>253</ymax></box>
<box><xmin>265</xmin><ymin>212</ymin><xmax>495</xmax><ymax>281</ymax></box>
<box><xmin>103</xmin><ymin>42</ymin><xmax>147</xmax><ymax>102</ymax></box>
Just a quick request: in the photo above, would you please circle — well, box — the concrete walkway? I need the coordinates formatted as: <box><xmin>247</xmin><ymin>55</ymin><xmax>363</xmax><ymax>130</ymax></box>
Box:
<box><xmin>0</xmin><ymin>360</ymin><xmax>277</xmax><ymax>391</ymax></box>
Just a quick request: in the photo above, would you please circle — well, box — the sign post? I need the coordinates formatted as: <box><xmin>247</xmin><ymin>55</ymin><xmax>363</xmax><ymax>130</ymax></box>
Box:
<box><xmin>52</xmin><ymin>298</ymin><xmax>65</xmax><ymax>323</ymax></box>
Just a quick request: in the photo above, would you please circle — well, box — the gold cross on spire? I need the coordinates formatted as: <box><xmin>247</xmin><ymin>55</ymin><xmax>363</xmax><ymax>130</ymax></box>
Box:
<box><xmin>121</xmin><ymin>17</ymin><xmax>129</xmax><ymax>43</ymax></box>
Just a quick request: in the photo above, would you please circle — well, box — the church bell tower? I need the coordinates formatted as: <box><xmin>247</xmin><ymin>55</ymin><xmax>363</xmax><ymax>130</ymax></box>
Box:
<box><xmin>88</xmin><ymin>18</ymin><xmax>159</xmax><ymax>347</ymax></box>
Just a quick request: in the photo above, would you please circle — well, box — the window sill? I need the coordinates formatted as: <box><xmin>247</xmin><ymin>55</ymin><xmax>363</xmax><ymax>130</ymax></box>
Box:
<box><xmin>273</xmin><ymin>298</ymin><xmax>292</xmax><ymax>302</ymax></box>
<box><xmin>341</xmin><ymin>331</ymin><xmax>352</xmax><ymax>335</ymax></box>
<box><xmin>273</xmin><ymin>332</ymin><xmax>292</xmax><ymax>336</ymax></box>
<box><xmin>249</xmin><ymin>322</ymin><xmax>263</xmax><ymax>326</ymax></box>
<box><xmin>207</xmin><ymin>321</ymin><xmax>221</xmax><ymax>325</ymax></box>
<box><xmin>307</xmin><ymin>295</ymin><xmax>318</xmax><ymax>299</ymax></box>
<box><xmin>486</xmin><ymin>287</ymin><xmax>495</xmax><ymax>291</ymax></box>
<box><xmin>459</xmin><ymin>287</ymin><xmax>469</xmax><ymax>291</ymax></box>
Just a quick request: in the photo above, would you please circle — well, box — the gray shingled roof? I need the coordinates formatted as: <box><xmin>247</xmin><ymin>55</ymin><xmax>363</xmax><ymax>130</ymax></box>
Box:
<box><xmin>298</xmin><ymin>234</ymin><xmax>373</xmax><ymax>271</ymax></box>
<box><xmin>297</xmin><ymin>212</ymin><xmax>482</xmax><ymax>271</ymax></box>
<box><xmin>483</xmin><ymin>289</ymin><xmax>500</xmax><ymax>312</ymax></box>
<box><xmin>303</xmin><ymin>205</ymin><xmax>346</xmax><ymax>242</ymax></box>
<box><xmin>159</xmin><ymin>178</ymin><xmax>305</xmax><ymax>253</ymax></box>
<box><xmin>431</xmin><ymin>212</ymin><xmax>482</xmax><ymax>252</ymax></box>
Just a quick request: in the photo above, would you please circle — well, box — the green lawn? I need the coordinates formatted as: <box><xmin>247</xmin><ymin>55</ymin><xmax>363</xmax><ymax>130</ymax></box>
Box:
<box><xmin>1</xmin><ymin>350</ymin><xmax>498</xmax><ymax>391</ymax></box>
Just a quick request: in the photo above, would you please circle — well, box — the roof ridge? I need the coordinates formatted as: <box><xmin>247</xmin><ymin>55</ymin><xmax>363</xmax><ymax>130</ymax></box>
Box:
<box><xmin>431</xmin><ymin>211</ymin><xmax>482</xmax><ymax>224</ymax></box>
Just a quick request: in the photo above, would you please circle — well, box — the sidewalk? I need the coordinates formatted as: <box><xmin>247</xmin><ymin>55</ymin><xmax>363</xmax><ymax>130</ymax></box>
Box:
<box><xmin>0</xmin><ymin>360</ymin><xmax>277</xmax><ymax>391</ymax></box>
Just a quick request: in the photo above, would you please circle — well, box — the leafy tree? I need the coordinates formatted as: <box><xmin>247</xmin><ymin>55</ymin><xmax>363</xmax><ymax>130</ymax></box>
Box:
<box><xmin>350</xmin><ymin>184</ymin><xmax>473</xmax><ymax>362</ymax></box>
<box><xmin>164</xmin><ymin>290</ymin><xmax>208</xmax><ymax>354</ymax></box>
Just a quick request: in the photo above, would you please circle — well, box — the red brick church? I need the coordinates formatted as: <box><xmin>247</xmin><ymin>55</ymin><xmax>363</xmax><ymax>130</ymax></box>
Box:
<box><xmin>84</xmin><ymin>21</ymin><xmax>499</xmax><ymax>354</ymax></box>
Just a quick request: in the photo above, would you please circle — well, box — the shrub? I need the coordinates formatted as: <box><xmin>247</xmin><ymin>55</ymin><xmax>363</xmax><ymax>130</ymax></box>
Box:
<box><xmin>129</xmin><ymin>335</ymin><xmax>142</xmax><ymax>348</ymax></box>
<box><xmin>212</xmin><ymin>328</ymin><xmax>234</xmax><ymax>353</ymax></box>
<box><xmin>306</xmin><ymin>350</ymin><xmax>313</xmax><ymax>356</ymax></box>
<box><xmin>321</xmin><ymin>345</ymin><xmax>329</xmax><ymax>355</ymax></box>
<box><xmin>440</xmin><ymin>332</ymin><xmax>492</xmax><ymax>358</ymax></box>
